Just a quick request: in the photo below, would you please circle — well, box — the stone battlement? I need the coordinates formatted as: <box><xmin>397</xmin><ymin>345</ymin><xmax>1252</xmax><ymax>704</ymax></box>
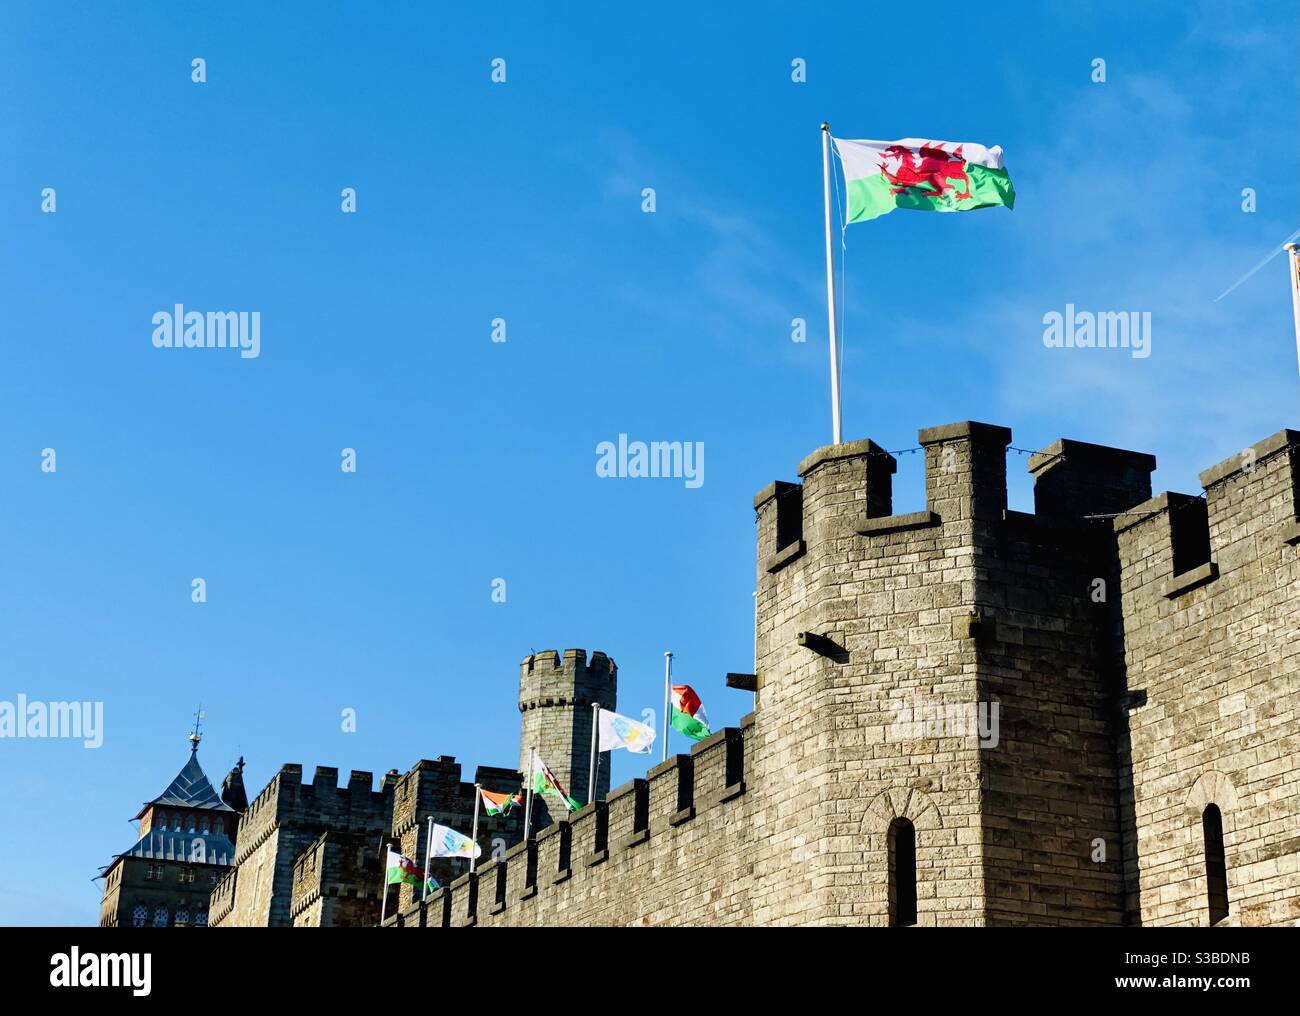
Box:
<box><xmin>386</xmin><ymin>718</ymin><xmax>752</xmax><ymax>928</ymax></box>
<box><xmin>203</xmin><ymin>420</ymin><xmax>1300</xmax><ymax>927</ymax></box>
<box><xmin>518</xmin><ymin>649</ymin><xmax>616</xmax><ymax>711</ymax></box>
<box><xmin>290</xmin><ymin>830</ymin><xmax>384</xmax><ymax>928</ymax></box>
<box><xmin>232</xmin><ymin>763</ymin><xmax>394</xmax><ymax>867</ymax></box>
<box><xmin>210</xmin><ymin>763</ymin><xmax>395</xmax><ymax>927</ymax></box>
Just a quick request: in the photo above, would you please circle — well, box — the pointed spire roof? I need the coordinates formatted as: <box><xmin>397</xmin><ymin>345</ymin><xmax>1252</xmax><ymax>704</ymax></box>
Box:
<box><xmin>132</xmin><ymin>737</ymin><xmax>237</xmax><ymax>820</ymax></box>
<box><xmin>147</xmin><ymin>748</ymin><xmax>235</xmax><ymax>811</ymax></box>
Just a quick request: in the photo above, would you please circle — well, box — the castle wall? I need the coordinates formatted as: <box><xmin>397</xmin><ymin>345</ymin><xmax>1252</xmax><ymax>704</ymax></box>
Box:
<box><xmin>390</xmin><ymin>757</ymin><xmax>524</xmax><ymax>913</ymax></box>
<box><xmin>972</xmin><ymin>437</ymin><xmax>1157</xmax><ymax>926</ymax></box>
<box><xmin>290</xmin><ymin>831</ymin><xmax>383</xmax><ymax>928</ymax></box>
<box><xmin>211</xmin><ymin>765</ymin><xmax>392</xmax><ymax>927</ymax></box>
<box><xmin>1115</xmin><ymin>429</ymin><xmax>1300</xmax><ymax>926</ymax></box>
<box><xmin>749</xmin><ymin>433</ymin><xmax>989</xmax><ymax>925</ymax></box>
<box><xmin>193</xmin><ymin>420</ymin><xmax>1300</xmax><ymax>930</ymax></box>
<box><xmin>389</xmin><ymin>719</ymin><xmax>755</xmax><ymax>927</ymax></box>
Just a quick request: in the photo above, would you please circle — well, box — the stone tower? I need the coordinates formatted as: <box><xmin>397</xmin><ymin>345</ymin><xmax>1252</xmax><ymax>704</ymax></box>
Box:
<box><xmin>97</xmin><ymin>731</ymin><xmax>243</xmax><ymax>928</ymax></box>
<box><xmin>518</xmin><ymin>649</ymin><xmax>616</xmax><ymax>821</ymax></box>
<box><xmin>750</xmin><ymin>423</ymin><xmax>1152</xmax><ymax>925</ymax></box>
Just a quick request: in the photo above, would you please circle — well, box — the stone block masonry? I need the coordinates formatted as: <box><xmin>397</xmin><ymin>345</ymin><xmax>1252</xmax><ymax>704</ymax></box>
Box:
<box><xmin>389</xmin><ymin>719</ymin><xmax>755</xmax><ymax>927</ymax></box>
<box><xmin>210</xmin><ymin>420</ymin><xmax>1300</xmax><ymax>927</ymax></box>
<box><xmin>388</xmin><ymin>420</ymin><xmax>1297</xmax><ymax>927</ymax></box>
<box><xmin>210</xmin><ymin>766</ymin><xmax>395</xmax><ymax>927</ymax></box>
<box><xmin>1114</xmin><ymin>429</ymin><xmax>1300</xmax><ymax>926</ymax></box>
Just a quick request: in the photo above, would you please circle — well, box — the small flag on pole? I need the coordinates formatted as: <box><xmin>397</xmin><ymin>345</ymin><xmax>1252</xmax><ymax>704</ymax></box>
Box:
<box><xmin>670</xmin><ymin>684</ymin><xmax>712</xmax><ymax>742</ymax></box>
<box><xmin>597</xmin><ymin>708</ymin><xmax>657</xmax><ymax>755</ymax></box>
<box><xmin>386</xmin><ymin>848</ymin><xmax>439</xmax><ymax>894</ymax></box>
<box><xmin>532</xmin><ymin>751</ymin><xmax>581</xmax><ymax>812</ymax></box>
<box><xmin>1287</xmin><ymin>243</ymin><xmax>1300</xmax><ymax>393</ymax></box>
<box><xmin>479</xmin><ymin>787</ymin><xmax>523</xmax><ymax>817</ymax></box>
<box><xmin>428</xmin><ymin>823</ymin><xmax>481</xmax><ymax>860</ymax></box>
<box><xmin>833</xmin><ymin>137</ymin><xmax>1015</xmax><ymax>224</ymax></box>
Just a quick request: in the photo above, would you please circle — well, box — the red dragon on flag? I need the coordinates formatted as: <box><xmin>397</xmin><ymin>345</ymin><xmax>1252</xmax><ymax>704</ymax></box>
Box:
<box><xmin>879</xmin><ymin>143</ymin><xmax>973</xmax><ymax>202</ymax></box>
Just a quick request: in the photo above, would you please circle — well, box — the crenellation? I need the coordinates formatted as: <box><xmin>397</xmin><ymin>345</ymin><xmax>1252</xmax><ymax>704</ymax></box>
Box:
<box><xmin>348</xmin><ymin>770</ymin><xmax>374</xmax><ymax>794</ymax></box>
<box><xmin>755</xmin><ymin>480</ymin><xmax>807</xmax><ymax>573</ymax></box>
<box><xmin>449</xmin><ymin>871</ymin><xmax>477</xmax><ymax>927</ymax></box>
<box><xmin>1114</xmin><ymin>492</ymin><xmax>1214</xmax><ymax>602</ymax></box>
<box><xmin>534</xmin><ymin>818</ymin><xmax>569</xmax><ymax>886</ymax></box>
<box><xmin>578</xmin><ymin>800</ymin><xmax>609</xmax><ymax>866</ymax></box>
<box><xmin>1200</xmin><ymin>429</ymin><xmax>1300</xmax><ymax>554</ymax></box>
<box><xmin>507</xmin><ymin>837</ymin><xmax>537</xmax><ymax>903</ymax></box>
<box><xmin>186</xmin><ymin>420</ymin><xmax>1299</xmax><ymax>928</ymax></box>
<box><xmin>606</xmin><ymin>778</ymin><xmax>649</xmax><ymax>852</ymax></box>
<box><xmin>918</xmin><ymin>421</ymin><xmax>1012</xmax><ymax>524</ymax></box>
<box><xmin>1028</xmin><ymin>438</ymin><xmax>1156</xmax><ymax>523</ymax></box>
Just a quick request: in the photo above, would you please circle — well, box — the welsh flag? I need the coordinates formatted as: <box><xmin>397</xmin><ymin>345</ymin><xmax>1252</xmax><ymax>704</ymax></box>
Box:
<box><xmin>531</xmin><ymin>752</ymin><xmax>580</xmax><ymax>812</ymax></box>
<box><xmin>833</xmin><ymin>137</ymin><xmax>1015</xmax><ymax>224</ymax></box>
<box><xmin>385</xmin><ymin>849</ymin><xmax>438</xmax><ymax>894</ymax></box>
<box><xmin>670</xmin><ymin>684</ymin><xmax>711</xmax><ymax>742</ymax></box>
<box><xmin>479</xmin><ymin>787</ymin><xmax>522</xmax><ymax>817</ymax></box>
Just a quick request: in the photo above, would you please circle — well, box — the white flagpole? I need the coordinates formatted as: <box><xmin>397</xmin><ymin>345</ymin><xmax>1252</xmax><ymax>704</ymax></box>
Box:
<box><xmin>470</xmin><ymin>784</ymin><xmax>481</xmax><ymax>874</ymax></box>
<box><xmin>523</xmin><ymin>746</ymin><xmax>536</xmax><ymax>839</ymax></box>
<box><xmin>380</xmin><ymin>846</ymin><xmax>391</xmax><ymax>924</ymax></box>
<box><xmin>421</xmin><ymin>818</ymin><xmax>432</xmax><ymax>901</ymax></box>
<box><xmin>1286</xmin><ymin>243</ymin><xmax>1300</xmax><ymax>398</ymax></box>
<box><xmin>821</xmin><ymin>122</ymin><xmax>843</xmax><ymax>446</ymax></box>
<box><xmin>588</xmin><ymin>702</ymin><xmax>601</xmax><ymax>806</ymax></box>
<box><xmin>661</xmin><ymin>651</ymin><xmax>673</xmax><ymax>762</ymax></box>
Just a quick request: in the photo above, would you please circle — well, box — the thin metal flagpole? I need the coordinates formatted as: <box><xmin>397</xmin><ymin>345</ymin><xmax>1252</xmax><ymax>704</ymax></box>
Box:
<box><xmin>421</xmin><ymin>817</ymin><xmax>432</xmax><ymax>901</ymax></box>
<box><xmin>661</xmin><ymin>652</ymin><xmax>673</xmax><ymax>762</ymax></box>
<box><xmin>379</xmin><ymin>844</ymin><xmax>391</xmax><ymax>924</ymax></box>
<box><xmin>470</xmin><ymin>784</ymin><xmax>481</xmax><ymax>874</ymax></box>
<box><xmin>523</xmin><ymin>745</ymin><xmax>536</xmax><ymax>840</ymax></box>
<box><xmin>1287</xmin><ymin>243</ymin><xmax>1300</xmax><ymax>399</ymax></box>
<box><xmin>821</xmin><ymin>122</ymin><xmax>843</xmax><ymax>446</ymax></box>
<box><xmin>588</xmin><ymin>702</ymin><xmax>601</xmax><ymax>806</ymax></box>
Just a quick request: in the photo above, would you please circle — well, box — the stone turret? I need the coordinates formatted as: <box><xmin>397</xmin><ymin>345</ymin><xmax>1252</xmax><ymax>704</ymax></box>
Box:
<box><xmin>221</xmin><ymin>756</ymin><xmax>248</xmax><ymax>814</ymax></box>
<box><xmin>518</xmin><ymin>649</ymin><xmax>617</xmax><ymax>822</ymax></box>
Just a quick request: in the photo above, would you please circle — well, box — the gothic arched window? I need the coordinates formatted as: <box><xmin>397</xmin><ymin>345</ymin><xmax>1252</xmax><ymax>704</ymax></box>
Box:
<box><xmin>888</xmin><ymin>817</ymin><xmax>917</xmax><ymax>927</ymax></box>
<box><xmin>194</xmin><ymin>911</ymin><xmax>208</xmax><ymax>927</ymax></box>
<box><xmin>131</xmin><ymin>904</ymin><xmax>148</xmax><ymax>927</ymax></box>
<box><xmin>1203</xmin><ymin>804</ymin><xmax>1229</xmax><ymax>925</ymax></box>
<box><xmin>174</xmin><ymin>907</ymin><xmax>190</xmax><ymax>927</ymax></box>
<box><xmin>152</xmin><ymin>905</ymin><xmax>169</xmax><ymax>927</ymax></box>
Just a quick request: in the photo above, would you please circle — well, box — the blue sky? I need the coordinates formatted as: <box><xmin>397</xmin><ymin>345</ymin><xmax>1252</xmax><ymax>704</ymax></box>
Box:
<box><xmin>0</xmin><ymin>1</ymin><xmax>1295</xmax><ymax>924</ymax></box>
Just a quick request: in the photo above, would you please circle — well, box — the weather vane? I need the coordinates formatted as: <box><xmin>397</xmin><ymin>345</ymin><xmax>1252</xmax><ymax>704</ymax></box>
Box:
<box><xmin>189</xmin><ymin>705</ymin><xmax>205</xmax><ymax>750</ymax></box>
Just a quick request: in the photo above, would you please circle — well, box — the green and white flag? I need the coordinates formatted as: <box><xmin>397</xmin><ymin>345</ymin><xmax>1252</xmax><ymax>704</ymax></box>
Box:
<box><xmin>531</xmin><ymin>751</ymin><xmax>581</xmax><ymax>812</ymax></box>
<box><xmin>833</xmin><ymin>137</ymin><xmax>1015</xmax><ymax>223</ymax></box>
<box><xmin>597</xmin><ymin>708</ymin><xmax>656</xmax><ymax>755</ymax></box>
<box><xmin>478</xmin><ymin>787</ymin><xmax>522</xmax><ymax>817</ymax></box>
<box><xmin>670</xmin><ymin>684</ymin><xmax>711</xmax><ymax>742</ymax></box>
<box><xmin>386</xmin><ymin>848</ymin><xmax>438</xmax><ymax>894</ymax></box>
